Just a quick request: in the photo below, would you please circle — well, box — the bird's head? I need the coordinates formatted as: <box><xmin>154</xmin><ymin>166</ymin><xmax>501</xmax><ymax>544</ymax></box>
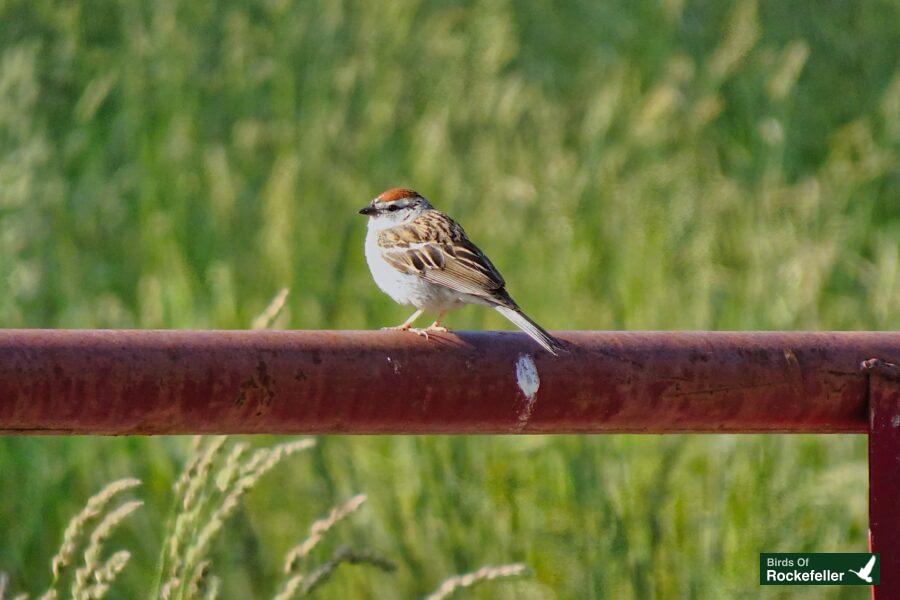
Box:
<box><xmin>359</xmin><ymin>188</ymin><xmax>432</xmax><ymax>229</ymax></box>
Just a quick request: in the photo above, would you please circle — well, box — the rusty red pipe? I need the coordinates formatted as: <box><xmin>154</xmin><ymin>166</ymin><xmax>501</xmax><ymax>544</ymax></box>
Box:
<box><xmin>0</xmin><ymin>330</ymin><xmax>896</xmax><ymax>435</ymax></box>
<box><xmin>868</xmin><ymin>362</ymin><xmax>900</xmax><ymax>596</ymax></box>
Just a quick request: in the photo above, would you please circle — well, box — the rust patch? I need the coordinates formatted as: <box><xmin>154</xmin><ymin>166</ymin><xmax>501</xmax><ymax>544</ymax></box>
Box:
<box><xmin>235</xmin><ymin>360</ymin><xmax>276</xmax><ymax>410</ymax></box>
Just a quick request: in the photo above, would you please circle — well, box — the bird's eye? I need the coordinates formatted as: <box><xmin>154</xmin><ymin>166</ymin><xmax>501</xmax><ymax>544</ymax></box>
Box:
<box><xmin>387</xmin><ymin>205</ymin><xmax>400</xmax><ymax>212</ymax></box>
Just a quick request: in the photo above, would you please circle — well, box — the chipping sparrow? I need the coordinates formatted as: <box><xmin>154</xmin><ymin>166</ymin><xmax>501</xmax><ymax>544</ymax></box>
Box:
<box><xmin>359</xmin><ymin>187</ymin><xmax>564</xmax><ymax>355</ymax></box>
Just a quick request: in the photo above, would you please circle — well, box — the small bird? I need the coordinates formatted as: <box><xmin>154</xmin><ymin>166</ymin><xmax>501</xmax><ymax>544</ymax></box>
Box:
<box><xmin>847</xmin><ymin>555</ymin><xmax>876</xmax><ymax>583</ymax></box>
<box><xmin>359</xmin><ymin>187</ymin><xmax>564</xmax><ymax>355</ymax></box>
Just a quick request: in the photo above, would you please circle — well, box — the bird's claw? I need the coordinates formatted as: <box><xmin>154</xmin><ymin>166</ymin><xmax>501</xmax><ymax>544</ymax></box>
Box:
<box><xmin>382</xmin><ymin>324</ymin><xmax>448</xmax><ymax>341</ymax></box>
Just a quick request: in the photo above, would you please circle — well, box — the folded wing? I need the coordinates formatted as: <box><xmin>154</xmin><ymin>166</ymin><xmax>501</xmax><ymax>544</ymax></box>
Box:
<box><xmin>379</xmin><ymin>212</ymin><xmax>510</xmax><ymax>306</ymax></box>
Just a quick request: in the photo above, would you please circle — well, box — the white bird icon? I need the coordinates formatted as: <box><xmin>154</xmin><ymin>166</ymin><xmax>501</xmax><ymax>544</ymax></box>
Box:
<box><xmin>848</xmin><ymin>555</ymin><xmax>877</xmax><ymax>583</ymax></box>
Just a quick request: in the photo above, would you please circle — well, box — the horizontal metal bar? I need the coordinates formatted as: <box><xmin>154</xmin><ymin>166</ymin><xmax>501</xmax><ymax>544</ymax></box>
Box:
<box><xmin>0</xmin><ymin>330</ymin><xmax>896</xmax><ymax>435</ymax></box>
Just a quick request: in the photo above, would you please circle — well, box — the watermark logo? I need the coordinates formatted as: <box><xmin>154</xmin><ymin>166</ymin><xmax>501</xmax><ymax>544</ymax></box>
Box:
<box><xmin>760</xmin><ymin>553</ymin><xmax>879</xmax><ymax>586</ymax></box>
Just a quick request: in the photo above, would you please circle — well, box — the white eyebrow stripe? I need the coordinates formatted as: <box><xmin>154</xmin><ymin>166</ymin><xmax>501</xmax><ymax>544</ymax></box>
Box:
<box><xmin>376</xmin><ymin>199</ymin><xmax>413</xmax><ymax>209</ymax></box>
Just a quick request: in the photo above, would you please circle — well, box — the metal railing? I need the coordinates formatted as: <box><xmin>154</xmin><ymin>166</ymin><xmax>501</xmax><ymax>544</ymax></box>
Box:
<box><xmin>0</xmin><ymin>329</ymin><xmax>897</xmax><ymax>596</ymax></box>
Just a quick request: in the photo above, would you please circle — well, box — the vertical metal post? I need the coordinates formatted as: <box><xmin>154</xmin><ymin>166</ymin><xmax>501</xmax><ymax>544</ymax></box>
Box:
<box><xmin>866</xmin><ymin>359</ymin><xmax>900</xmax><ymax>599</ymax></box>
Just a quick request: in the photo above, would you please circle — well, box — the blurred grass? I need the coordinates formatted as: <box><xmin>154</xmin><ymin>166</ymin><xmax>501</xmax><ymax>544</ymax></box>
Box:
<box><xmin>0</xmin><ymin>0</ymin><xmax>897</xmax><ymax>597</ymax></box>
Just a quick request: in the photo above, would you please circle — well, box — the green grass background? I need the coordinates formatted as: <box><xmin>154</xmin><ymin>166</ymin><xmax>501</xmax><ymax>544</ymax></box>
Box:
<box><xmin>0</xmin><ymin>0</ymin><xmax>898</xmax><ymax>597</ymax></box>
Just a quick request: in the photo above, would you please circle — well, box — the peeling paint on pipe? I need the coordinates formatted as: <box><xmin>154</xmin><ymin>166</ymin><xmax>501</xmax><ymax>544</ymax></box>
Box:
<box><xmin>0</xmin><ymin>330</ymin><xmax>896</xmax><ymax>435</ymax></box>
<box><xmin>515</xmin><ymin>354</ymin><xmax>540</xmax><ymax>428</ymax></box>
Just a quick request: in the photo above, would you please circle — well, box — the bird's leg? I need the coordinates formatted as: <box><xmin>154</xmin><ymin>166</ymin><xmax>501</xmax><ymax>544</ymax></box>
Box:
<box><xmin>383</xmin><ymin>309</ymin><xmax>424</xmax><ymax>331</ymax></box>
<box><xmin>424</xmin><ymin>310</ymin><xmax>449</xmax><ymax>333</ymax></box>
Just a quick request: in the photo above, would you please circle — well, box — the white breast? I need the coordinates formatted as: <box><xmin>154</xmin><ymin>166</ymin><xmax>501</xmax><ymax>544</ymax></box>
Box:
<box><xmin>364</xmin><ymin>230</ymin><xmax>415</xmax><ymax>304</ymax></box>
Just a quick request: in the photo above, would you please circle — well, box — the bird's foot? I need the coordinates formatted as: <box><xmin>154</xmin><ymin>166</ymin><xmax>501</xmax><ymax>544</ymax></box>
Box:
<box><xmin>408</xmin><ymin>328</ymin><xmax>432</xmax><ymax>340</ymax></box>
<box><xmin>381</xmin><ymin>325</ymin><xmax>433</xmax><ymax>340</ymax></box>
<box><xmin>381</xmin><ymin>313</ymin><xmax>447</xmax><ymax>340</ymax></box>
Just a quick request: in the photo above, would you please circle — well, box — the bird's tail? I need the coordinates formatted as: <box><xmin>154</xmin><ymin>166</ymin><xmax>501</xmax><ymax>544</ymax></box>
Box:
<box><xmin>494</xmin><ymin>305</ymin><xmax>565</xmax><ymax>356</ymax></box>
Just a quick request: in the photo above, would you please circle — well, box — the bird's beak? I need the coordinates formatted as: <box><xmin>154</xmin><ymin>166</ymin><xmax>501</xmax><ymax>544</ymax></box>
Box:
<box><xmin>358</xmin><ymin>205</ymin><xmax>377</xmax><ymax>216</ymax></box>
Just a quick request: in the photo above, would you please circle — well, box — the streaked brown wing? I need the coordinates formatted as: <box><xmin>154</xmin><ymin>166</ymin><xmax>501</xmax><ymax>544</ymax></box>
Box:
<box><xmin>379</xmin><ymin>211</ymin><xmax>506</xmax><ymax>301</ymax></box>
